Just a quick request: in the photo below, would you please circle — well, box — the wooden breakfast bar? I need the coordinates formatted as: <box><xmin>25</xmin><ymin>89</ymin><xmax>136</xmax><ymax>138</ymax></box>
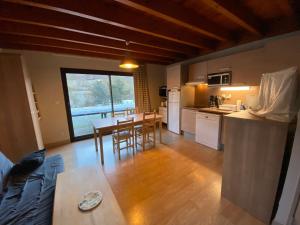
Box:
<box><xmin>92</xmin><ymin>113</ymin><xmax>163</xmax><ymax>164</ymax></box>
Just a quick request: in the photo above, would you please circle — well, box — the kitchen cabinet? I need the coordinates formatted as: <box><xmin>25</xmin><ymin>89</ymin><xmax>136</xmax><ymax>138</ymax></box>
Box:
<box><xmin>222</xmin><ymin>111</ymin><xmax>289</xmax><ymax>223</ymax></box>
<box><xmin>158</xmin><ymin>107</ymin><xmax>167</xmax><ymax>124</ymax></box>
<box><xmin>167</xmin><ymin>65</ymin><xmax>181</xmax><ymax>89</ymax></box>
<box><xmin>181</xmin><ymin>108</ymin><xmax>196</xmax><ymax>134</ymax></box>
<box><xmin>188</xmin><ymin>61</ymin><xmax>207</xmax><ymax>82</ymax></box>
<box><xmin>166</xmin><ymin>64</ymin><xmax>188</xmax><ymax>90</ymax></box>
<box><xmin>205</xmin><ymin>48</ymin><xmax>263</xmax><ymax>86</ymax></box>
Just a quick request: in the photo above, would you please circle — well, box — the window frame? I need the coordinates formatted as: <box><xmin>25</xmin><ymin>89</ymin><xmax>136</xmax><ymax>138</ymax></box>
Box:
<box><xmin>61</xmin><ymin>68</ymin><xmax>133</xmax><ymax>142</ymax></box>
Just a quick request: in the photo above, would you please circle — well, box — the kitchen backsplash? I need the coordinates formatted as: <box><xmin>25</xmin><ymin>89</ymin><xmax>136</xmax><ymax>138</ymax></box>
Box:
<box><xmin>194</xmin><ymin>84</ymin><xmax>259</xmax><ymax>108</ymax></box>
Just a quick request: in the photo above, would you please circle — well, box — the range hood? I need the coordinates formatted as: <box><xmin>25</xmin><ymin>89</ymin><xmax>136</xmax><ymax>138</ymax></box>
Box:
<box><xmin>185</xmin><ymin>74</ymin><xmax>207</xmax><ymax>86</ymax></box>
<box><xmin>185</xmin><ymin>80</ymin><xmax>206</xmax><ymax>86</ymax></box>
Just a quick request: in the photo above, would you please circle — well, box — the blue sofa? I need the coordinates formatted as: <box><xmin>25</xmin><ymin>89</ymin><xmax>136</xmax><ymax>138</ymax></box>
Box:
<box><xmin>0</xmin><ymin>151</ymin><xmax>64</xmax><ymax>225</ymax></box>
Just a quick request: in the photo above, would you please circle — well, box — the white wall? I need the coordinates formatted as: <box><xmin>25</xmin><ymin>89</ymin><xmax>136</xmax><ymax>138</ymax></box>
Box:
<box><xmin>2</xmin><ymin>50</ymin><xmax>165</xmax><ymax>146</ymax></box>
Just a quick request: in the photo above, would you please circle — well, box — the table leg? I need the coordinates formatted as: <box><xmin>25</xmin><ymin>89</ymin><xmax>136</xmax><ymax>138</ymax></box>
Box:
<box><xmin>94</xmin><ymin>128</ymin><xmax>98</xmax><ymax>152</ymax></box>
<box><xmin>159</xmin><ymin>118</ymin><xmax>162</xmax><ymax>143</ymax></box>
<box><xmin>99</xmin><ymin>131</ymin><xmax>104</xmax><ymax>165</ymax></box>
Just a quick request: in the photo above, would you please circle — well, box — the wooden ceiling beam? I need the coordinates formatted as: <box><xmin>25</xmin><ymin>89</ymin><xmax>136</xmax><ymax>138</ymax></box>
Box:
<box><xmin>111</xmin><ymin>0</ymin><xmax>231</xmax><ymax>42</ymax></box>
<box><xmin>0</xmin><ymin>33</ymin><xmax>174</xmax><ymax>63</ymax></box>
<box><xmin>1</xmin><ymin>42</ymin><xmax>169</xmax><ymax>65</ymax></box>
<box><xmin>0</xmin><ymin>1</ymin><xmax>200</xmax><ymax>57</ymax></box>
<box><xmin>201</xmin><ymin>0</ymin><xmax>264</xmax><ymax>36</ymax></box>
<box><xmin>0</xmin><ymin>21</ymin><xmax>185</xmax><ymax>59</ymax></box>
<box><xmin>4</xmin><ymin>0</ymin><xmax>215</xmax><ymax>49</ymax></box>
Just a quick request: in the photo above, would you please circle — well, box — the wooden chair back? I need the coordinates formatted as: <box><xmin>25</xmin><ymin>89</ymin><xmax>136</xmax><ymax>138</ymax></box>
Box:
<box><xmin>142</xmin><ymin>111</ymin><xmax>157</xmax><ymax>127</ymax></box>
<box><xmin>116</xmin><ymin>118</ymin><xmax>134</xmax><ymax>134</ymax></box>
<box><xmin>113</xmin><ymin>111</ymin><xmax>126</xmax><ymax>117</ymax></box>
<box><xmin>126</xmin><ymin>107</ymin><xmax>139</xmax><ymax>115</ymax></box>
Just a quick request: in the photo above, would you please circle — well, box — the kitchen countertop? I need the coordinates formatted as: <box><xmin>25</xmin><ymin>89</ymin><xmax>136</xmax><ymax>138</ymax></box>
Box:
<box><xmin>183</xmin><ymin>106</ymin><xmax>234</xmax><ymax>115</ymax></box>
<box><xmin>198</xmin><ymin>107</ymin><xmax>234</xmax><ymax>115</ymax></box>
<box><xmin>225</xmin><ymin>110</ymin><xmax>289</xmax><ymax>124</ymax></box>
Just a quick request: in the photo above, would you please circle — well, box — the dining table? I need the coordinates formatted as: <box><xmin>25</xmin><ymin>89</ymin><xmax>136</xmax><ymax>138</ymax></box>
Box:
<box><xmin>92</xmin><ymin>113</ymin><xmax>163</xmax><ymax>164</ymax></box>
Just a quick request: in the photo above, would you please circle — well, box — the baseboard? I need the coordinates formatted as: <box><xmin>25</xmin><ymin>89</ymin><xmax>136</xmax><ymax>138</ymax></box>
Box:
<box><xmin>44</xmin><ymin>139</ymin><xmax>70</xmax><ymax>149</ymax></box>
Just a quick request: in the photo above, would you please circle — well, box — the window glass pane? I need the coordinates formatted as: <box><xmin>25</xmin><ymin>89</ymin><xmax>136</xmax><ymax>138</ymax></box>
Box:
<box><xmin>66</xmin><ymin>73</ymin><xmax>112</xmax><ymax>137</ymax></box>
<box><xmin>111</xmin><ymin>76</ymin><xmax>135</xmax><ymax>112</ymax></box>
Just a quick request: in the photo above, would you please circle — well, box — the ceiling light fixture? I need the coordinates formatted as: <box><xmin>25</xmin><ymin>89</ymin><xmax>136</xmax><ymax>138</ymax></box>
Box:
<box><xmin>119</xmin><ymin>41</ymin><xmax>139</xmax><ymax>69</ymax></box>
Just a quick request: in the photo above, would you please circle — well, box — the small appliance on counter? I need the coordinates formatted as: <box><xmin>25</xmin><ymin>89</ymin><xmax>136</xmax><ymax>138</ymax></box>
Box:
<box><xmin>209</xmin><ymin>95</ymin><xmax>224</xmax><ymax>108</ymax></box>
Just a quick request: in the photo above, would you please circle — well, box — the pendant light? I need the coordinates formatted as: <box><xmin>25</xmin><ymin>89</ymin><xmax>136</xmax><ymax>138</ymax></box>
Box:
<box><xmin>119</xmin><ymin>41</ymin><xmax>139</xmax><ymax>69</ymax></box>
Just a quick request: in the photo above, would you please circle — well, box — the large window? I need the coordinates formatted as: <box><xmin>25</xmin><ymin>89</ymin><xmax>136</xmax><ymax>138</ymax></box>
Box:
<box><xmin>61</xmin><ymin>68</ymin><xmax>135</xmax><ymax>141</ymax></box>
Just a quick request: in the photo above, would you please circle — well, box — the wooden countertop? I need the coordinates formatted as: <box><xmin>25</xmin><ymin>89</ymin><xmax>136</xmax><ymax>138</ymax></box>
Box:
<box><xmin>198</xmin><ymin>107</ymin><xmax>233</xmax><ymax>115</ymax></box>
<box><xmin>225</xmin><ymin>110</ymin><xmax>289</xmax><ymax>124</ymax></box>
<box><xmin>183</xmin><ymin>106</ymin><xmax>233</xmax><ymax>114</ymax></box>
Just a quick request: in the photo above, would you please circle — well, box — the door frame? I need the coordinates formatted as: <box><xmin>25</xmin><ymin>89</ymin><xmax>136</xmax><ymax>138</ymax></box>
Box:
<box><xmin>60</xmin><ymin>68</ymin><xmax>132</xmax><ymax>142</ymax></box>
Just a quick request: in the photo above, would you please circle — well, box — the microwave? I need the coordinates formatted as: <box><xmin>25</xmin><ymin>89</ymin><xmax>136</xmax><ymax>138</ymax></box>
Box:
<box><xmin>159</xmin><ymin>85</ymin><xmax>167</xmax><ymax>97</ymax></box>
<box><xmin>207</xmin><ymin>72</ymin><xmax>232</xmax><ymax>86</ymax></box>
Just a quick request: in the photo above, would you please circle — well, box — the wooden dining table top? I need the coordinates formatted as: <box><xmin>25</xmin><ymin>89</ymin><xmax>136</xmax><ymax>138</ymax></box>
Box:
<box><xmin>92</xmin><ymin>113</ymin><xmax>162</xmax><ymax>131</ymax></box>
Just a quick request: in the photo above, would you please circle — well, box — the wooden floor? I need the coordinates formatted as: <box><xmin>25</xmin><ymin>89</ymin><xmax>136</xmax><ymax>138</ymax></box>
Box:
<box><xmin>48</xmin><ymin>129</ymin><xmax>265</xmax><ymax>225</ymax></box>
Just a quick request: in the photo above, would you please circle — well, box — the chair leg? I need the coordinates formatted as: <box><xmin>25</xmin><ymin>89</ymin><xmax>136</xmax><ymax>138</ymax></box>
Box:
<box><xmin>118</xmin><ymin>142</ymin><xmax>121</xmax><ymax>160</ymax></box>
<box><xmin>112</xmin><ymin>137</ymin><xmax>115</xmax><ymax>153</ymax></box>
<box><xmin>132</xmin><ymin>136</ymin><xmax>135</xmax><ymax>155</ymax></box>
<box><xmin>153</xmin><ymin>126</ymin><xmax>156</xmax><ymax>147</ymax></box>
<box><xmin>135</xmin><ymin>132</ymin><xmax>138</xmax><ymax>150</ymax></box>
<box><xmin>142</xmin><ymin>132</ymin><xmax>146</xmax><ymax>151</ymax></box>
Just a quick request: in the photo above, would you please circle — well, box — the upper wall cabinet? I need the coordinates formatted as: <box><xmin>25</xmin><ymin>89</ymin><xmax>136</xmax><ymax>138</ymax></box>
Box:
<box><xmin>188</xmin><ymin>62</ymin><xmax>207</xmax><ymax>82</ymax></box>
<box><xmin>166</xmin><ymin>64</ymin><xmax>188</xmax><ymax>89</ymax></box>
<box><xmin>206</xmin><ymin>48</ymin><xmax>264</xmax><ymax>86</ymax></box>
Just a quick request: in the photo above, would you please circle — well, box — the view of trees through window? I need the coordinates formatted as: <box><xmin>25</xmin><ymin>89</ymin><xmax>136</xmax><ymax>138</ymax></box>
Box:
<box><xmin>65</xmin><ymin>73</ymin><xmax>135</xmax><ymax>137</ymax></box>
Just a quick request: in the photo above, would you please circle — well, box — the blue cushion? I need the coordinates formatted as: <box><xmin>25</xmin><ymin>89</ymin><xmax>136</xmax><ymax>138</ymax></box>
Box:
<box><xmin>9</xmin><ymin>149</ymin><xmax>46</xmax><ymax>177</ymax></box>
<box><xmin>0</xmin><ymin>152</ymin><xmax>13</xmax><ymax>194</ymax></box>
<box><xmin>0</xmin><ymin>154</ymin><xmax>64</xmax><ymax>225</ymax></box>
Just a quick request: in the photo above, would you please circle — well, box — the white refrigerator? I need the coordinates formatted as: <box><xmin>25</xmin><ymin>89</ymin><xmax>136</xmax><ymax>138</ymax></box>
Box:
<box><xmin>168</xmin><ymin>89</ymin><xmax>180</xmax><ymax>134</ymax></box>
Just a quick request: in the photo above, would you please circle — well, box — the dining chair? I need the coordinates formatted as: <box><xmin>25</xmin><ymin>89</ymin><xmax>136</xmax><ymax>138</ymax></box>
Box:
<box><xmin>112</xmin><ymin>111</ymin><xmax>126</xmax><ymax>117</ymax></box>
<box><xmin>134</xmin><ymin>111</ymin><xmax>156</xmax><ymax>151</ymax></box>
<box><xmin>112</xmin><ymin>118</ymin><xmax>135</xmax><ymax>160</ymax></box>
<box><xmin>126</xmin><ymin>107</ymin><xmax>139</xmax><ymax>115</ymax></box>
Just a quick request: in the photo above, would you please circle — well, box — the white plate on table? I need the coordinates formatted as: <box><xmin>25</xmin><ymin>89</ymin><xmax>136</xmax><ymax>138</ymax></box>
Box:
<box><xmin>78</xmin><ymin>191</ymin><xmax>103</xmax><ymax>211</ymax></box>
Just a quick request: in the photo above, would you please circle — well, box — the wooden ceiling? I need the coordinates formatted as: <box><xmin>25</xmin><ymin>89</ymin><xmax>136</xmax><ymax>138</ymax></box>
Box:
<box><xmin>0</xmin><ymin>0</ymin><xmax>299</xmax><ymax>65</ymax></box>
